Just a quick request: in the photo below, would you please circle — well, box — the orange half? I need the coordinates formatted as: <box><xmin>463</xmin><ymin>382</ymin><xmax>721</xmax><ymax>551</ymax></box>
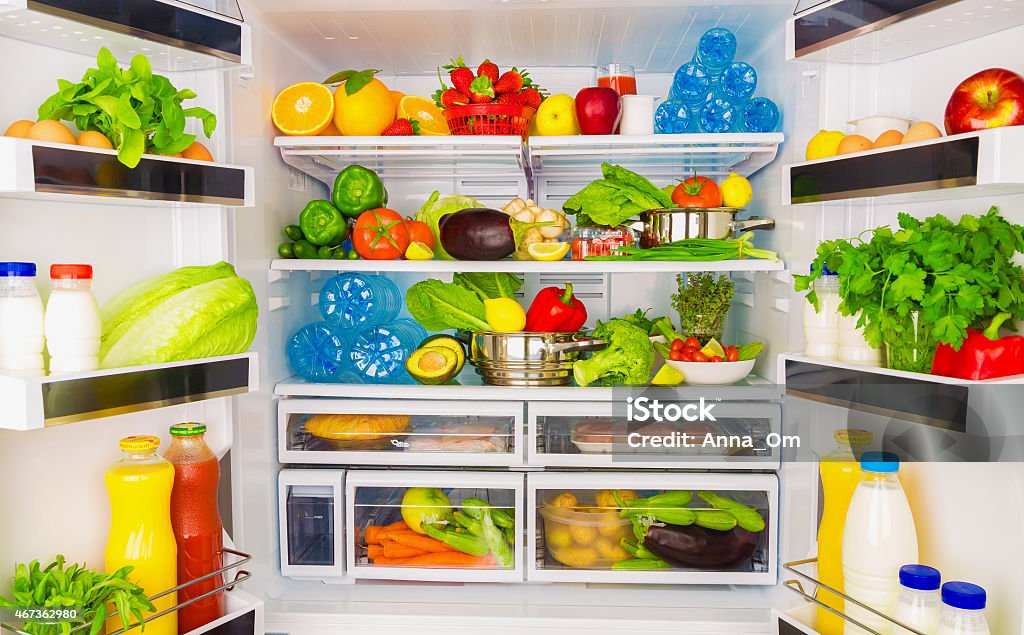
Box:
<box><xmin>272</xmin><ymin>82</ymin><xmax>335</xmax><ymax>136</ymax></box>
<box><xmin>398</xmin><ymin>95</ymin><xmax>450</xmax><ymax>136</ymax></box>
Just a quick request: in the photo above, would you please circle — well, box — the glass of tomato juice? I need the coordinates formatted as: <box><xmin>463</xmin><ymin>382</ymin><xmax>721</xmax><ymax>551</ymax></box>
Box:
<box><xmin>597</xmin><ymin>64</ymin><xmax>637</xmax><ymax>96</ymax></box>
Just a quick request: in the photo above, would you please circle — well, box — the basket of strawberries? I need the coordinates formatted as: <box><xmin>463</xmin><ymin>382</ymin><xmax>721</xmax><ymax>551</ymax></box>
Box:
<box><xmin>435</xmin><ymin>57</ymin><xmax>544</xmax><ymax>138</ymax></box>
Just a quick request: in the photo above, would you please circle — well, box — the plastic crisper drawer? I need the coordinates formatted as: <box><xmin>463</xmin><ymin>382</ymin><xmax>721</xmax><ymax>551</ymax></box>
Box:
<box><xmin>277</xmin><ymin>469</ymin><xmax>345</xmax><ymax>581</ymax></box>
<box><xmin>527</xmin><ymin>472</ymin><xmax>778</xmax><ymax>585</ymax></box>
<box><xmin>278</xmin><ymin>399</ymin><xmax>524</xmax><ymax>467</ymax></box>
<box><xmin>346</xmin><ymin>470</ymin><xmax>524</xmax><ymax>583</ymax></box>
<box><xmin>527</xmin><ymin>400</ymin><xmax>782</xmax><ymax>470</ymax></box>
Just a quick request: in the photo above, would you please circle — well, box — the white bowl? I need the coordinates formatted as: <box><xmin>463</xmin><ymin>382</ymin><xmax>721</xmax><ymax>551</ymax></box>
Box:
<box><xmin>664</xmin><ymin>358</ymin><xmax>755</xmax><ymax>385</ymax></box>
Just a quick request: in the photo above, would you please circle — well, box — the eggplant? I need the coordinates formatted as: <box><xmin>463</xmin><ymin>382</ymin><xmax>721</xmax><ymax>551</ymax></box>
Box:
<box><xmin>643</xmin><ymin>523</ymin><xmax>758</xmax><ymax>569</ymax></box>
<box><xmin>439</xmin><ymin>208</ymin><xmax>552</xmax><ymax>260</ymax></box>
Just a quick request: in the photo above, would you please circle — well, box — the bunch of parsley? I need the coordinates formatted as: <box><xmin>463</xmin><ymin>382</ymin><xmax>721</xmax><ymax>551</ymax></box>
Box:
<box><xmin>37</xmin><ymin>47</ymin><xmax>216</xmax><ymax>168</ymax></box>
<box><xmin>794</xmin><ymin>207</ymin><xmax>1024</xmax><ymax>351</ymax></box>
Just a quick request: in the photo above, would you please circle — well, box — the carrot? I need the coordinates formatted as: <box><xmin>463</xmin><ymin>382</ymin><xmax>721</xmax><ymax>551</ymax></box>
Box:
<box><xmin>365</xmin><ymin>526</ymin><xmax>383</xmax><ymax>545</ymax></box>
<box><xmin>366</xmin><ymin>544</ymin><xmax>384</xmax><ymax>559</ymax></box>
<box><xmin>371</xmin><ymin>555</ymin><xmax>415</xmax><ymax>565</ymax></box>
<box><xmin>382</xmin><ymin>541</ymin><xmax>428</xmax><ymax>558</ymax></box>
<box><xmin>399</xmin><ymin>551</ymin><xmax>497</xmax><ymax>567</ymax></box>
<box><xmin>385</xmin><ymin>531</ymin><xmax>456</xmax><ymax>553</ymax></box>
<box><xmin>383</xmin><ymin>519</ymin><xmax>408</xmax><ymax>532</ymax></box>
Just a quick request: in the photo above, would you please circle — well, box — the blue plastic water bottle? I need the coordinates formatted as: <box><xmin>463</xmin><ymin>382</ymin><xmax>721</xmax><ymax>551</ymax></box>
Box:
<box><xmin>349</xmin><ymin>319</ymin><xmax>428</xmax><ymax>384</ymax></box>
<box><xmin>287</xmin><ymin>321</ymin><xmax>349</xmax><ymax>382</ymax></box>
<box><xmin>319</xmin><ymin>273</ymin><xmax>401</xmax><ymax>331</ymax></box>
<box><xmin>655</xmin><ymin>100</ymin><xmax>692</xmax><ymax>133</ymax></box>
<box><xmin>694</xmin><ymin>28</ymin><xmax>737</xmax><ymax>74</ymax></box>
<box><xmin>699</xmin><ymin>98</ymin><xmax>738</xmax><ymax>133</ymax></box>
<box><xmin>719</xmin><ymin>62</ymin><xmax>757</xmax><ymax>104</ymax></box>
<box><xmin>740</xmin><ymin>97</ymin><xmax>780</xmax><ymax>132</ymax></box>
<box><xmin>670</xmin><ymin>62</ymin><xmax>711</xmax><ymax>106</ymax></box>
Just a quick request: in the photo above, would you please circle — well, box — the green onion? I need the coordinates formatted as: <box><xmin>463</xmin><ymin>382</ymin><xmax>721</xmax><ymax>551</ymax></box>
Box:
<box><xmin>586</xmin><ymin>232</ymin><xmax>779</xmax><ymax>262</ymax></box>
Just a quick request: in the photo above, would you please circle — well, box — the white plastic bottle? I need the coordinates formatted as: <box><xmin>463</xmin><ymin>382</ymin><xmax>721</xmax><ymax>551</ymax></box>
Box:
<box><xmin>803</xmin><ymin>266</ymin><xmax>840</xmax><ymax>360</ymax></box>
<box><xmin>842</xmin><ymin>451</ymin><xmax>919</xmax><ymax>635</ymax></box>
<box><xmin>893</xmin><ymin>564</ymin><xmax>941</xmax><ymax>635</ymax></box>
<box><xmin>937</xmin><ymin>582</ymin><xmax>990</xmax><ymax>635</ymax></box>
<box><xmin>0</xmin><ymin>262</ymin><xmax>45</xmax><ymax>377</ymax></box>
<box><xmin>838</xmin><ymin>311</ymin><xmax>883</xmax><ymax>367</ymax></box>
<box><xmin>45</xmin><ymin>264</ymin><xmax>100</xmax><ymax>374</ymax></box>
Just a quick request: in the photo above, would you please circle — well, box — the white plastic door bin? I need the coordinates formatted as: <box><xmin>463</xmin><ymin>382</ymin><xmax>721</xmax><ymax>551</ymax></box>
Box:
<box><xmin>277</xmin><ymin>469</ymin><xmax>345</xmax><ymax>581</ymax></box>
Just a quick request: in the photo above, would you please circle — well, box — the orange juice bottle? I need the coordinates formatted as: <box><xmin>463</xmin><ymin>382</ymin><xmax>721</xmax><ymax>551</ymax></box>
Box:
<box><xmin>816</xmin><ymin>429</ymin><xmax>871</xmax><ymax>635</ymax></box>
<box><xmin>105</xmin><ymin>436</ymin><xmax>177</xmax><ymax>635</ymax></box>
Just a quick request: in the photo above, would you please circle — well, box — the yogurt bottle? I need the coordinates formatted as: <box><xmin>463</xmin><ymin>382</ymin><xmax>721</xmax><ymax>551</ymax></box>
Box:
<box><xmin>937</xmin><ymin>582</ymin><xmax>990</xmax><ymax>635</ymax></box>
<box><xmin>838</xmin><ymin>311</ymin><xmax>883</xmax><ymax>367</ymax></box>
<box><xmin>842</xmin><ymin>451</ymin><xmax>919</xmax><ymax>634</ymax></box>
<box><xmin>0</xmin><ymin>262</ymin><xmax>45</xmax><ymax>377</ymax></box>
<box><xmin>893</xmin><ymin>564</ymin><xmax>941</xmax><ymax>635</ymax></box>
<box><xmin>803</xmin><ymin>266</ymin><xmax>840</xmax><ymax>360</ymax></box>
<box><xmin>45</xmin><ymin>264</ymin><xmax>101</xmax><ymax>374</ymax></box>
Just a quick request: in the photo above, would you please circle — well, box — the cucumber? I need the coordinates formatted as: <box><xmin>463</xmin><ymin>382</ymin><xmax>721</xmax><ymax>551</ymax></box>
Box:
<box><xmin>625</xmin><ymin>490</ymin><xmax>692</xmax><ymax>508</ymax></box>
<box><xmin>697</xmin><ymin>491</ymin><xmax>766</xmax><ymax>532</ymax></box>
<box><xmin>693</xmin><ymin>509</ymin><xmax>738</xmax><ymax>531</ymax></box>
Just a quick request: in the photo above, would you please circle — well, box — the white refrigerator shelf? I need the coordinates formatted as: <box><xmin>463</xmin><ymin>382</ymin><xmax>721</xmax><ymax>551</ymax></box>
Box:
<box><xmin>270</xmin><ymin>258</ymin><xmax>786</xmax><ymax>274</ymax></box>
<box><xmin>0</xmin><ymin>352</ymin><xmax>258</xmax><ymax>431</ymax></box>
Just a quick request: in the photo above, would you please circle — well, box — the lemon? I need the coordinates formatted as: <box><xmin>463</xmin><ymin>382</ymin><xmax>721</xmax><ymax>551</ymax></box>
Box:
<box><xmin>805</xmin><ymin>130</ymin><xmax>846</xmax><ymax>161</ymax></box>
<box><xmin>484</xmin><ymin>298</ymin><xmax>527</xmax><ymax>332</ymax></box>
<box><xmin>333</xmin><ymin>77</ymin><xmax>396</xmax><ymax>136</ymax></box>
<box><xmin>398</xmin><ymin>95</ymin><xmax>449</xmax><ymax>136</ymax></box>
<box><xmin>405</xmin><ymin>241</ymin><xmax>434</xmax><ymax>260</ymax></box>
<box><xmin>527</xmin><ymin>241</ymin><xmax>569</xmax><ymax>261</ymax></box>
<box><xmin>720</xmin><ymin>171</ymin><xmax>753</xmax><ymax>208</ymax></box>
<box><xmin>652</xmin><ymin>364</ymin><xmax>685</xmax><ymax>385</ymax></box>
<box><xmin>700</xmin><ymin>337</ymin><xmax>726</xmax><ymax>359</ymax></box>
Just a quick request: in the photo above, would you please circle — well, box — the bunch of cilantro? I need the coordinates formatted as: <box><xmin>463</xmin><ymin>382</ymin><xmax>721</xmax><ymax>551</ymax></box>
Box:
<box><xmin>38</xmin><ymin>47</ymin><xmax>216</xmax><ymax>168</ymax></box>
<box><xmin>794</xmin><ymin>207</ymin><xmax>1024</xmax><ymax>351</ymax></box>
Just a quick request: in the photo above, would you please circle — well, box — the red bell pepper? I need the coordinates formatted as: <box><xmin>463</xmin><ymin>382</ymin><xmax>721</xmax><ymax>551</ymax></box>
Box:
<box><xmin>931</xmin><ymin>312</ymin><xmax>1024</xmax><ymax>380</ymax></box>
<box><xmin>524</xmin><ymin>282</ymin><xmax>588</xmax><ymax>332</ymax></box>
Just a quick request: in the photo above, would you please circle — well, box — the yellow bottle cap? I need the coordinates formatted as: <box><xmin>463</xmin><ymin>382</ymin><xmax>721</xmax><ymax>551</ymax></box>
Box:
<box><xmin>835</xmin><ymin>429</ymin><xmax>873</xmax><ymax>446</ymax></box>
<box><xmin>119</xmin><ymin>435</ymin><xmax>160</xmax><ymax>452</ymax></box>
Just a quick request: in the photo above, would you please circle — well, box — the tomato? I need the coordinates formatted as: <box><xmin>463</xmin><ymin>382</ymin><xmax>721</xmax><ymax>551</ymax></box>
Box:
<box><xmin>669</xmin><ymin>350</ymin><xmax>684</xmax><ymax>361</ymax></box>
<box><xmin>725</xmin><ymin>346</ymin><xmax>739</xmax><ymax>362</ymax></box>
<box><xmin>352</xmin><ymin>208</ymin><xmax>410</xmax><ymax>260</ymax></box>
<box><xmin>404</xmin><ymin>218</ymin><xmax>436</xmax><ymax>249</ymax></box>
<box><xmin>684</xmin><ymin>337</ymin><xmax>701</xmax><ymax>349</ymax></box>
<box><xmin>710</xmin><ymin>355</ymin><xmax>724</xmax><ymax>362</ymax></box>
<box><xmin>691</xmin><ymin>351</ymin><xmax>709</xmax><ymax>362</ymax></box>
<box><xmin>679</xmin><ymin>351</ymin><xmax>693</xmax><ymax>362</ymax></box>
<box><xmin>672</xmin><ymin>175</ymin><xmax>723</xmax><ymax>208</ymax></box>
<box><xmin>670</xmin><ymin>338</ymin><xmax>686</xmax><ymax>352</ymax></box>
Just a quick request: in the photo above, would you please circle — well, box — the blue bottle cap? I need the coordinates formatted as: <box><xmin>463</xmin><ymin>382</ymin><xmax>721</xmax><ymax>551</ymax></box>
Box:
<box><xmin>900</xmin><ymin>565</ymin><xmax>941</xmax><ymax>591</ymax></box>
<box><xmin>809</xmin><ymin>263</ymin><xmax>837</xmax><ymax>276</ymax></box>
<box><xmin>942</xmin><ymin>582</ymin><xmax>986</xmax><ymax>610</ymax></box>
<box><xmin>0</xmin><ymin>262</ymin><xmax>36</xmax><ymax>277</ymax></box>
<box><xmin>860</xmin><ymin>450</ymin><xmax>900</xmax><ymax>473</ymax></box>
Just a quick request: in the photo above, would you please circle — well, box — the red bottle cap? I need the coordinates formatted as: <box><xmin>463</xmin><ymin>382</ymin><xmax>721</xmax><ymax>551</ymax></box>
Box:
<box><xmin>50</xmin><ymin>264</ymin><xmax>93</xmax><ymax>280</ymax></box>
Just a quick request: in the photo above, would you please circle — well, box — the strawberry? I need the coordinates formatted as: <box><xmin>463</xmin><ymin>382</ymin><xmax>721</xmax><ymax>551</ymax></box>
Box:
<box><xmin>477</xmin><ymin>59</ymin><xmax>499</xmax><ymax>83</ymax></box>
<box><xmin>496</xmin><ymin>92</ymin><xmax>523</xmax><ymax>105</ymax></box>
<box><xmin>443</xmin><ymin>56</ymin><xmax>474</xmax><ymax>94</ymax></box>
<box><xmin>381</xmin><ymin>118</ymin><xmax>420</xmax><ymax>136</ymax></box>
<box><xmin>469</xmin><ymin>75</ymin><xmax>495</xmax><ymax>104</ymax></box>
<box><xmin>440</xmin><ymin>88</ymin><xmax>469</xmax><ymax>109</ymax></box>
<box><xmin>520</xmin><ymin>87</ymin><xmax>543</xmax><ymax>109</ymax></box>
<box><xmin>493</xmin><ymin>70</ymin><xmax>523</xmax><ymax>95</ymax></box>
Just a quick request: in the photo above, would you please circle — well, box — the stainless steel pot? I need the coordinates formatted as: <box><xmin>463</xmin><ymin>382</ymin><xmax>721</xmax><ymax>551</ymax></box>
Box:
<box><xmin>462</xmin><ymin>331</ymin><xmax>606</xmax><ymax>386</ymax></box>
<box><xmin>636</xmin><ymin>207</ymin><xmax>775</xmax><ymax>248</ymax></box>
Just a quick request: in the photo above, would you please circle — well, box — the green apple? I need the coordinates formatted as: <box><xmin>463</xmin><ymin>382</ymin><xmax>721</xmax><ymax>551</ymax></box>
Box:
<box><xmin>400</xmin><ymin>487</ymin><xmax>452</xmax><ymax>534</ymax></box>
<box><xmin>534</xmin><ymin>94</ymin><xmax>580</xmax><ymax>136</ymax></box>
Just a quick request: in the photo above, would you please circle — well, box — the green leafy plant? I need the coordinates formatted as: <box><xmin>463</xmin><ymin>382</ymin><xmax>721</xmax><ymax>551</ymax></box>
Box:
<box><xmin>0</xmin><ymin>555</ymin><xmax>155</xmax><ymax>635</ymax></box>
<box><xmin>671</xmin><ymin>272</ymin><xmax>735</xmax><ymax>341</ymax></box>
<box><xmin>37</xmin><ymin>47</ymin><xmax>216</xmax><ymax>168</ymax></box>
<box><xmin>563</xmin><ymin>163</ymin><xmax>673</xmax><ymax>227</ymax></box>
<box><xmin>794</xmin><ymin>207</ymin><xmax>1024</xmax><ymax>368</ymax></box>
<box><xmin>452</xmin><ymin>272</ymin><xmax>523</xmax><ymax>301</ymax></box>
<box><xmin>406</xmin><ymin>278</ymin><xmax>492</xmax><ymax>332</ymax></box>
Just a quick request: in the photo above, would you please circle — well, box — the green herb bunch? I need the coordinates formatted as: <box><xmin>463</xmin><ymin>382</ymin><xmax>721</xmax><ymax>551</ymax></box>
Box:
<box><xmin>0</xmin><ymin>555</ymin><xmax>155</xmax><ymax>635</ymax></box>
<box><xmin>794</xmin><ymin>207</ymin><xmax>1024</xmax><ymax>351</ymax></box>
<box><xmin>672</xmin><ymin>272</ymin><xmax>735</xmax><ymax>331</ymax></box>
<box><xmin>38</xmin><ymin>47</ymin><xmax>216</xmax><ymax>168</ymax></box>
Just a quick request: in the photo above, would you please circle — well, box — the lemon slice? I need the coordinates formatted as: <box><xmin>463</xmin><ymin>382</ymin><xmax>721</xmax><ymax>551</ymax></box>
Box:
<box><xmin>398</xmin><ymin>95</ymin><xmax>450</xmax><ymax>136</ymax></box>
<box><xmin>652</xmin><ymin>364</ymin><xmax>685</xmax><ymax>385</ymax></box>
<box><xmin>527</xmin><ymin>242</ymin><xmax>569</xmax><ymax>261</ymax></box>
<box><xmin>405</xmin><ymin>241</ymin><xmax>434</xmax><ymax>260</ymax></box>
<box><xmin>700</xmin><ymin>337</ymin><xmax>726</xmax><ymax>359</ymax></box>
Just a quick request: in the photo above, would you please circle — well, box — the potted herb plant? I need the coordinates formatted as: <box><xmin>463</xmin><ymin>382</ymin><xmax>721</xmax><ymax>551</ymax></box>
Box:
<box><xmin>671</xmin><ymin>272</ymin><xmax>734</xmax><ymax>343</ymax></box>
<box><xmin>794</xmin><ymin>207</ymin><xmax>1024</xmax><ymax>373</ymax></box>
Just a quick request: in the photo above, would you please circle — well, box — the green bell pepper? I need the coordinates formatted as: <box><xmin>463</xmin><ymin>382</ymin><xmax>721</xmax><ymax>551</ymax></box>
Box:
<box><xmin>332</xmin><ymin>164</ymin><xmax>387</xmax><ymax>218</ymax></box>
<box><xmin>299</xmin><ymin>200</ymin><xmax>349</xmax><ymax>246</ymax></box>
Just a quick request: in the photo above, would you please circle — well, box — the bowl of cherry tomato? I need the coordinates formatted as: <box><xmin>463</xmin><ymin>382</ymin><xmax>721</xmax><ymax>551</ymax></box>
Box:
<box><xmin>662</xmin><ymin>336</ymin><xmax>756</xmax><ymax>385</ymax></box>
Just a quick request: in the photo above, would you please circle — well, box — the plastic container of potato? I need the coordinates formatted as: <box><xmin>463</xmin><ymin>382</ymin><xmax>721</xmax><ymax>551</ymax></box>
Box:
<box><xmin>539</xmin><ymin>496</ymin><xmax>633</xmax><ymax>569</ymax></box>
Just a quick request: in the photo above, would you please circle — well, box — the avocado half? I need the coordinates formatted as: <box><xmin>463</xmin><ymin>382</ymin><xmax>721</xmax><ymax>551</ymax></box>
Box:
<box><xmin>406</xmin><ymin>346</ymin><xmax>460</xmax><ymax>385</ymax></box>
<box><xmin>419</xmin><ymin>334</ymin><xmax>466</xmax><ymax>374</ymax></box>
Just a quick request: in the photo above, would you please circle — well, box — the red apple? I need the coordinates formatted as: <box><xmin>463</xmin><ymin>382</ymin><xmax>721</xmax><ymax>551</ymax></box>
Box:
<box><xmin>575</xmin><ymin>87</ymin><xmax>622</xmax><ymax>135</ymax></box>
<box><xmin>944</xmin><ymin>68</ymin><xmax>1024</xmax><ymax>135</ymax></box>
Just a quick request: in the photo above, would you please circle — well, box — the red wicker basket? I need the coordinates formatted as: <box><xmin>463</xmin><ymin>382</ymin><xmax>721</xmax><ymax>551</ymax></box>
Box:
<box><xmin>443</xmin><ymin>104</ymin><xmax>536</xmax><ymax>137</ymax></box>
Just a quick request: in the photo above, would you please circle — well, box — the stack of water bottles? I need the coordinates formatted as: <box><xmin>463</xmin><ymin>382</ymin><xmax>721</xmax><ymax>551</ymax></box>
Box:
<box><xmin>287</xmin><ymin>273</ymin><xmax>426</xmax><ymax>384</ymax></box>
<box><xmin>655</xmin><ymin>27</ymin><xmax>780</xmax><ymax>134</ymax></box>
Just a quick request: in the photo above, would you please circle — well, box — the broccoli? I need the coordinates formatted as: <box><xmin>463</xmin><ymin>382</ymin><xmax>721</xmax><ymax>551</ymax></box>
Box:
<box><xmin>573</xmin><ymin>318</ymin><xmax>655</xmax><ymax>387</ymax></box>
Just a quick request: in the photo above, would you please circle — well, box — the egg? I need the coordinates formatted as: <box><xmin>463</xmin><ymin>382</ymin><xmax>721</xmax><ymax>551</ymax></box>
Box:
<box><xmin>836</xmin><ymin>134</ymin><xmax>873</xmax><ymax>155</ymax></box>
<box><xmin>181</xmin><ymin>141</ymin><xmax>214</xmax><ymax>162</ymax></box>
<box><xmin>4</xmin><ymin>120</ymin><xmax>35</xmax><ymax>138</ymax></box>
<box><xmin>873</xmin><ymin>129</ymin><xmax>904</xmax><ymax>148</ymax></box>
<box><xmin>901</xmin><ymin>121</ymin><xmax>943</xmax><ymax>144</ymax></box>
<box><xmin>77</xmin><ymin>131</ymin><xmax>113</xmax><ymax>149</ymax></box>
<box><xmin>27</xmin><ymin>120</ymin><xmax>76</xmax><ymax>145</ymax></box>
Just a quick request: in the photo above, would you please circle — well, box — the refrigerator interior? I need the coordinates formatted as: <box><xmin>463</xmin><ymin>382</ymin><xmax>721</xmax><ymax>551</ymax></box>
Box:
<box><xmin>0</xmin><ymin>0</ymin><xmax>1022</xmax><ymax>632</ymax></box>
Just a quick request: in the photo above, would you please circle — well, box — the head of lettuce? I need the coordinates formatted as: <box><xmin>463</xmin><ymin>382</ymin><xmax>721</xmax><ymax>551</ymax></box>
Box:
<box><xmin>99</xmin><ymin>262</ymin><xmax>257</xmax><ymax>368</ymax></box>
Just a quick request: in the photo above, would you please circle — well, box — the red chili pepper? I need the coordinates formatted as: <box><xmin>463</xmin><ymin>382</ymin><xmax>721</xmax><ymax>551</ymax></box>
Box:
<box><xmin>524</xmin><ymin>282</ymin><xmax>588</xmax><ymax>332</ymax></box>
<box><xmin>931</xmin><ymin>312</ymin><xmax>1024</xmax><ymax>380</ymax></box>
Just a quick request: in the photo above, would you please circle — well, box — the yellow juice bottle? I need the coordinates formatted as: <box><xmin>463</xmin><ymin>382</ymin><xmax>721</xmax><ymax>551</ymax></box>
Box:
<box><xmin>105</xmin><ymin>436</ymin><xmax>177</xmax><ymax>635</ymax></box>
<box><xmin>816</xmin><ymin>429</ymin><xmax>871</xmax><ymax>635</ymax></box>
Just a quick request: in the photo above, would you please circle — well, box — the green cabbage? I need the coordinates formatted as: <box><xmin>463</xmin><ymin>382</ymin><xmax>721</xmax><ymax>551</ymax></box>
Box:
<box><xmin>99</xmin><ymin>262</ymin><xmax>257</xmax><ymax>368</ymax></box>
<box><xmin>416</xmin><ymin>191</ymin><xmax>480</xmax><ymax>260</ymax></box>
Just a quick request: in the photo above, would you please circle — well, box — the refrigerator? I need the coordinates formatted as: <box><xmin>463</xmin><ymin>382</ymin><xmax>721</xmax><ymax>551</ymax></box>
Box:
<box><xmin>1</xmin><ymin>0</ymin><xmax>1023</xmax><ymax>633</ymax></box>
